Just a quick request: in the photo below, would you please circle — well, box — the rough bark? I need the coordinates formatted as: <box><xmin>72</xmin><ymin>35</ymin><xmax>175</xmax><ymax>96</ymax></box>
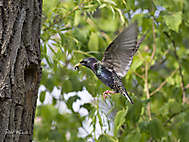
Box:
<box><xmin>0</xmin><ymin>0</ymin><xmax>42</xmax><ymax>141</ymax></box>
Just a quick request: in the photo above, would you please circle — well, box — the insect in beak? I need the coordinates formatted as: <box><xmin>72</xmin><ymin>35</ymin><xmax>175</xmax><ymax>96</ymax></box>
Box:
<box><xmin>74</xmin><ymin>63</ymin><xmax>81</xmax><ymax>70</ymax></box>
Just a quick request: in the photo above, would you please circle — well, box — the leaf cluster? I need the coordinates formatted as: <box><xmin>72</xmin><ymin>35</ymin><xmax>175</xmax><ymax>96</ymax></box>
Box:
<box><xmin>34</xmin><ymin>0</ymin><xmax>189</xmax><ymax>141</ymax></box>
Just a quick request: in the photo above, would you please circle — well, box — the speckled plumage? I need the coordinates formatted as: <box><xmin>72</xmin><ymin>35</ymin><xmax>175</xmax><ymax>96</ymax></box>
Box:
<box><xmin>76</xmin><ymin>22</ymin><xmax>145</xmax><ymax>104</ymax></box>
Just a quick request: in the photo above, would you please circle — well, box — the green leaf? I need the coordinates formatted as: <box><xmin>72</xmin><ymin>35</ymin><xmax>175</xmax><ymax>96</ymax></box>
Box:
<box><xmin>104</xmin><ymin>0</ymin><xmax>116</xmax><ymax>5</ymax></box>
<box><xmin>98</xmin><ymin>134</ymin><xmax>118</xmax><ymax>142</ymax></box>
<box><xmin>66</xmin><ymin>95</ymin><xmax>81</xmax><ymax>111</ymax></box>
<box><xmin>178</xmin><ymin>122</ymin><xmax>189</xmax><ymax>142</ymax></box>
<box><xmin>139</xmin><ymin>121</ymin><xmax>150</xmax><ymax>134</ymax></box>
<box><xmin>122</xmin><ymin>131</ymin><xmax>141</xmax><ymax>142</ymax></box>
<box><xmin>88</xmin><ymin>32</ymin><xmax>99</xmax><ymax>51</ymax></box>
<box><xmin>126</xmin><ymin>0</ymin><xmax>135</xmax><ymax>10</ymax></box>
<box><xmin>37</xmin><ymin>0</ymin><xmax>189</xmax><ymax>141</ymax></box>
<box><xmin>40</xmin><ymin>91</ymin><xmax>46</xmax><ymax>103</ymax></box>
<box><xmin>115</xmin><ymin>8</ymin><xmax>125</xmax><ymax>24</ymax></box>
<box><xmin>148</xmin><ymin>119</ymin><xmax>165</xmax><ymax>139</ymax></box>
<box><xmin>62</xmin><ymin>80</ymin><xmax>72</xmax><ymax>93</ymax></box>
<box><xmin>164</xmin><ymin>11</ymin><xmax>182</xmax><ymax>32</ymax></box>
<box><xmin>80</xmin><ymin>103</ymin><xmax>94</xmax><ymax>113</ymax></box>
<box><xmin>74</xmin><ymin>11</ymin><xmax>81</xmax><ymax>26</ymax></box>
<box><xmin>126</xmin><ymin>100</ymin><xmax>142</xmax><ymax>123</ymax></box>
<box><xmin>131</xmin><ymin>55</ymin><xmax>144</xmax><ymax>71</ymax></box>
<box><xmin>168</xmin><ymin>99</ymin><xmax>182</xmax><ymax>115</ymax></box>
<box><xmin>114</xmin><ymin>109</ymin><xmax>127</xmax><ymax>136</ymax></box>
<box><xmin>52</xmin><ymin>97</ymin><xmax>57</xmax><ymax>106</ymax></box>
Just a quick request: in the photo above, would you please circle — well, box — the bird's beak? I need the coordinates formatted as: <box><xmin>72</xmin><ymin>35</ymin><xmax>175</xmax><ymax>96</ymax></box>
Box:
<box><xmin>74</xmin><ymin>63</ymin><xmax>82</xmax><ymax>70</ymax></box>
<box><xmin>74</xmin><ymin>60</ymin><xmax>87</xmax><ymax>70</ymax></box>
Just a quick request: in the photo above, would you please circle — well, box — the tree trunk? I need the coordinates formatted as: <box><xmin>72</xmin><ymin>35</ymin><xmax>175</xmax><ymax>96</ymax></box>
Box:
<box><xmin>0</xmin><ymin>0</ymin><xmax>42</xmax><ymax>141</ymax></box>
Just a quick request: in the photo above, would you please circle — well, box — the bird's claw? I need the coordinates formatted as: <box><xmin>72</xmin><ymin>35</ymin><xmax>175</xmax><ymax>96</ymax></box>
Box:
<box><xmin>103</xmin><ymin>93</ymin><xmax>111</xmax><ymax>100</ymax></box>
<box><xmin>103</xmin><ymin>90</ymin><xmax>115</xmax><ymax>100</ymax></box>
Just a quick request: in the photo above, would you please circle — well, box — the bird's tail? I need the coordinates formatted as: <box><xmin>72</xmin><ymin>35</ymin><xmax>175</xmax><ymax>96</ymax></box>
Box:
<box><xmin>121</xmin><ymin>89</ymin><xmax>134</xmax><ymax>104</ymax></box>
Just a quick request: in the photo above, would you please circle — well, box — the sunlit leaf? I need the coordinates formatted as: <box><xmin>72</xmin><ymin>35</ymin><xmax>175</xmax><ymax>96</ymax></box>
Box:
<box><xmin>114</xmin><ymin>109</ymin><xmax>127</xmax><ymax>136</ymax></box>
<box><xmin>74</xmin><ymin>11</ymin><xmax>81</xmax><ymax>26</ymax></box>
<box><xmin>88</xmin><ymin>32</ymin><xmax>99</xmax><ymax>51</ymax></box>
<box><xmin>35</xmin><ymin>0</ymin><xmax>189</xmax><ymax>141</ymax></box>
<box><xmin>164</xmin><ymin>11</ymin><xmax>182</xmax><ymax>32</ymax></box>
<box><xmin>98</xmin><ymin>134</ymin><xmax>118</xmax><ymax>142</ymax></box>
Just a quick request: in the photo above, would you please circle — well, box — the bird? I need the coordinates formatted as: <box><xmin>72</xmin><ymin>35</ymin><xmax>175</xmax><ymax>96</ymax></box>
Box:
<box><xmin>75</xmin><ymin>21</ymin><xmax>145</xmax><ymax>104</ymax></box>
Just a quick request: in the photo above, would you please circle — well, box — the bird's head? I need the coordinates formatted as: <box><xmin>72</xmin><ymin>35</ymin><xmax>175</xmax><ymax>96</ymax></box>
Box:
<box><xmin>74</xmin><ymin>57</ymin><xmax>97</xmax><ymax>70</ymax></box>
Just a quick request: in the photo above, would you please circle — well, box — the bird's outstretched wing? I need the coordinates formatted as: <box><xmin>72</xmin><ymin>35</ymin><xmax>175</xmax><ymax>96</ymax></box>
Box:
<box><xmin>102</xmin><ymin>22</ymin><xmax>139</xmax><ymax>78</ymax></box>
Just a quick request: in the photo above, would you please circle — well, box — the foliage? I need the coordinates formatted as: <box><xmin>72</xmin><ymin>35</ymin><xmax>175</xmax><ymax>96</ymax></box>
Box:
<box><xmin>34</xmin><ymin>0</ymin><xmax>189</xmax><ymax>141</ymax></box>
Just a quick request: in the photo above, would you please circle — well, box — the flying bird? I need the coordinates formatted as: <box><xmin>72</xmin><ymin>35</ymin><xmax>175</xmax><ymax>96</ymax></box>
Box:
<box><xmin>75</xmin><ymin>22</ymin><xmax>145</xmax><ymax>104</ymax></box>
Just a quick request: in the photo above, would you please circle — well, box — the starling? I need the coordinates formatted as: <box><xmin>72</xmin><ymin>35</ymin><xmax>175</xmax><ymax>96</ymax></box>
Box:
<box><xmin>75</xmin><ymin>22</ymin><xmax>145</xmax><ymax>104</ymax></box>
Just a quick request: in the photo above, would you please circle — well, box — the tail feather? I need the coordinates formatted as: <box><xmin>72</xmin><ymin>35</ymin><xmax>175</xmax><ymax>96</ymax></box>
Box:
<box><xmin>121</xmin><ymin>89</ymin><xmax>134</xmax><ymax>104</ymax></box>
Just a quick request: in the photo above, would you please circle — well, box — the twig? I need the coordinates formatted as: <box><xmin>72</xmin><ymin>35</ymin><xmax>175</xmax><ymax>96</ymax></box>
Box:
<box><xmin>134</xmin><ymin>71</ymin><xmax>144</xmax><ymax>80</ymax></box>
<box><xmin>145</xmin><ymin>62</ymin><xmax>151</xmax><ymax>120</ymax></box>
<box><xmin>74</xmin><ymin>50</ymin><xmax>96</xmax><ymax>58</ymax></box>
<box><xmin>173</xmin><ymin>47</ymin><xmax>186</xmax><ymax>104</ymax></box>
<box><xmin>151</xmin><ymin>18</ymin><xmax>156</xmax><ymax>60</ymax></box>
<box><xmin>185</xmin><ymin>84</ymin><xmax>189</xmax><ymax>89</ymax></box>
<box><xmin>150</xmin><ymin>49</ymin><xmax>170</xmax><ymax>70</ymax></box>
<box><xmin>163</xmin><ymin>106</ymin><xmax>189</xmax><ymax>126</ymax></box>
<box><xmin>137</xmin><ymin>50</ymin><xmax>145</xmax><ymax>63</ymax></box>
<box><xmin>62</xmin><ymin>5</ymin><xmax>80</xmax><ymax>19</ymax></box>
<box><xmin>143</xmin><ymin>19</ymin><xmax>157</xmax><ymax>120</ymax></box>
<box><xmin>163</xmin><ymin>32</ymin><xmax>186</xmax><ymax>104</ymax></box>
<box><xmin>43</xmin><ymin>2</ymin><xmax>82</xmax><ymax>32</ymax></box>
<box><xmin>150</xmin><ymin>68</ymin><xmax>178</xmax><ymax>96</ymax></box>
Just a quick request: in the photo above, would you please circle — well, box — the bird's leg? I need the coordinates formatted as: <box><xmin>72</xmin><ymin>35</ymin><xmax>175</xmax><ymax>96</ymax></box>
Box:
<box><xmin>103</xmin><ymin>90</ymin><xmax>116</xmax><ymax>100</ymax></box>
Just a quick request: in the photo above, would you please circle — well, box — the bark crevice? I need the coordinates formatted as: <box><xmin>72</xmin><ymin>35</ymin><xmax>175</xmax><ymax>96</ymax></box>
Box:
<box><xmin>0</xmin><ymin>0</ymin><xmax>42</xmax><ymax>142</ymax></box>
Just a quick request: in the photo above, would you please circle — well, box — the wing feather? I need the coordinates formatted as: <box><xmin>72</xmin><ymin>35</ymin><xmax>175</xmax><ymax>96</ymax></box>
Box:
<box><xmin>102</xmin><ymin>22</ymin><xmax>139</xmax><ymax>77</ymax></box>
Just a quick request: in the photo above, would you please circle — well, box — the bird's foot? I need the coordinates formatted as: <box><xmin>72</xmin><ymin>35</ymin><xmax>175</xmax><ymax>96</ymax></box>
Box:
<box><xmin>103</xmin><ymin>90</ymin><xmax>116</xmax><ymax>100</ymax></box>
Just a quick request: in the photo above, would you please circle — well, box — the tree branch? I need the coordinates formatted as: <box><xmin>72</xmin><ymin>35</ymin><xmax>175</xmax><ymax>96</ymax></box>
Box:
<box><xmin>134</xmin><ymin>71</ymin><xmax>144</xmax><ymax>80</ymax></box>
<box><xmin>163</xmin><ymin>32</ymin><xmax>186</xmax><ymax>104</ymax></box>
<box><xmin>151</xmin><ymin>18</ymin><xmax>156</xmax><ymax>60</ymax></box>
<box><xmin>145</xmin><ymin>62</ymin><xmax>151</xmax><ymax>120</ymax></box>
<box><xmin>150</xmin><ymin>68</ymin><xmax>178</xmax><ymax>96</ymax></box>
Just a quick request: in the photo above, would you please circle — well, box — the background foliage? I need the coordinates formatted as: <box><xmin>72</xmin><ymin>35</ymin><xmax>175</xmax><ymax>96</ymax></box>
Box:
<box><xmin>34</xmin><ymin>0</ymin><xmax>189</xmax><ymax>141</ymax></box>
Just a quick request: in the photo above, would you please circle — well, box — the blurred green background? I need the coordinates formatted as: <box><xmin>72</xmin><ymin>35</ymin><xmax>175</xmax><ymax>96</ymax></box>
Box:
<box><xmin>34</xmin><ymin>0</ymin><xmax>189</xmax><ymax>141</ymax></box>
